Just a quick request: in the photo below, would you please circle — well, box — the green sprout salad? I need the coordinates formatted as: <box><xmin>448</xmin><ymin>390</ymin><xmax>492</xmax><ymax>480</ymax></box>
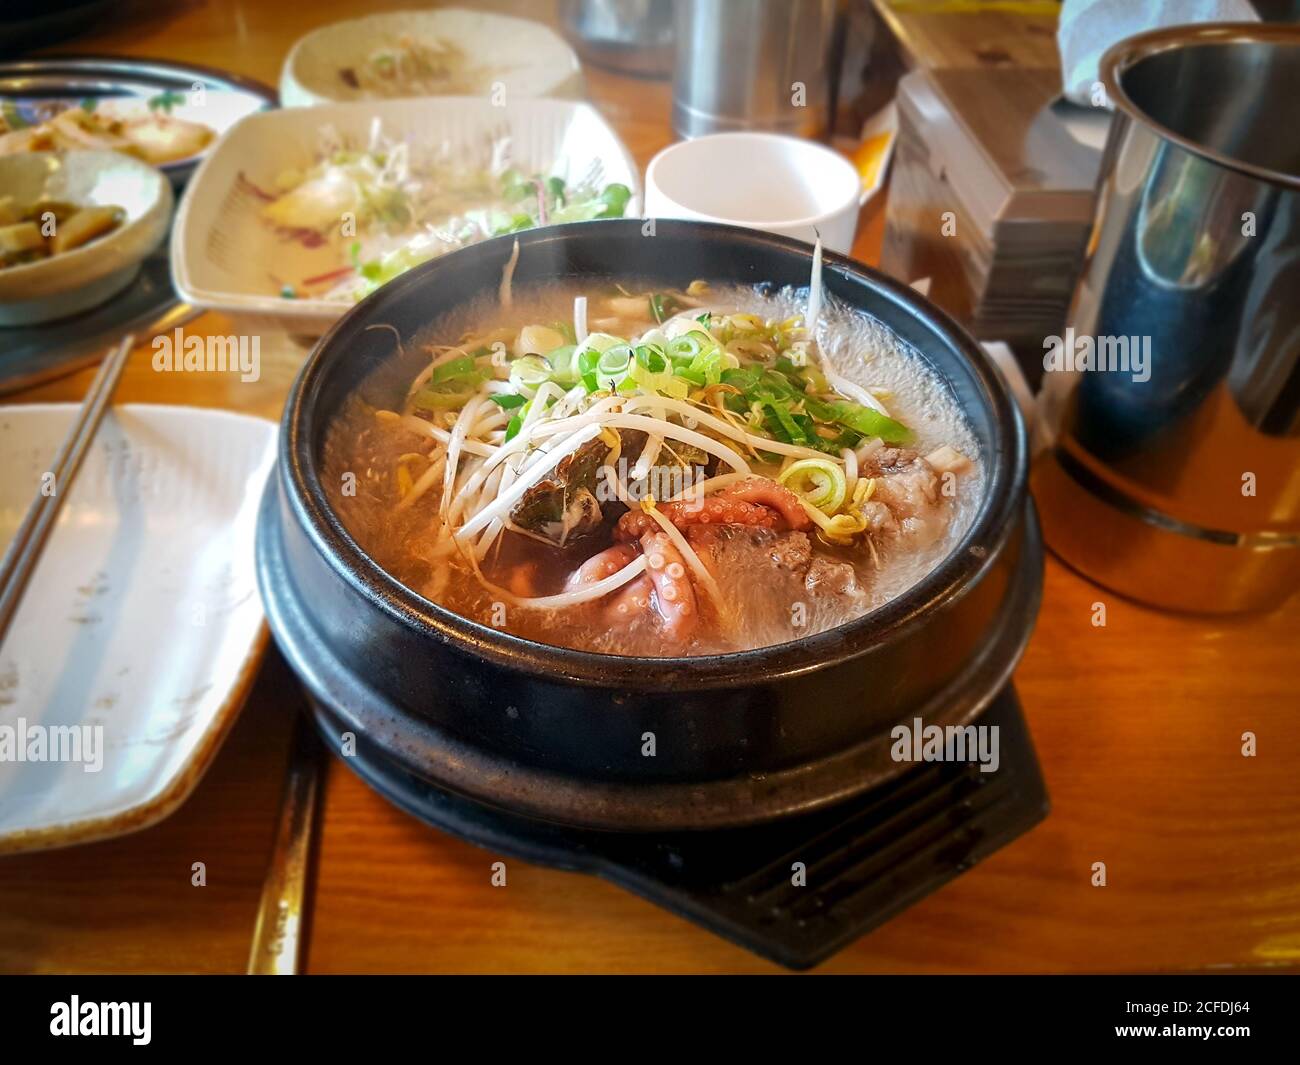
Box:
<box><xmin>260</xmin><ymin>123</ymin><xmax>631</xmax><ymax>302</ymax></box>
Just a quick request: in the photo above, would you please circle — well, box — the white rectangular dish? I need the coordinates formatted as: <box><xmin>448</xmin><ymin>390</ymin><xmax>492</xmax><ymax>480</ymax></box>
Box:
<box><xmin>0</xmin><ymin>404</ymin><xmax>275</xmax><ymax>854</ymax></box>
<box><xmin>171</xmin><ymin>96</ymin><xmax>642</xmax><ymax>336</ymax></box>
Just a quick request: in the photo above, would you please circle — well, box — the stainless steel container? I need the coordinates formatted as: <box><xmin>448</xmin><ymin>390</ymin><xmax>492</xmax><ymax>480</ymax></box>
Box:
<box><xmin>1035</xmin><ymin>24</ymin><xmax>1300</xmax><ymax>613</ymax></box>
<box><xmin>560</xmin><ymin>0</ymin><xmax>675</xmax><ymax>79</ymax></box>
<box><xmin>671</xmin><ymin>0</ymin><xmax>841</xmax><ymax>138</ymax></box>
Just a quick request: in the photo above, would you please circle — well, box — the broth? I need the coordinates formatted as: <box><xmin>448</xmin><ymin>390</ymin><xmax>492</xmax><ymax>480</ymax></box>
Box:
<box><xmin>324</xmin><ymin>279</ymin><xmax>982</xmax><ymax>656</ymax></box>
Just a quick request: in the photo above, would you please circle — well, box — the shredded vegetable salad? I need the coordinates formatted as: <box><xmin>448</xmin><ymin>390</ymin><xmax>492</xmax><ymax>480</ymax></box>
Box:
<box><xmin>261</xmin><ymin>121</ymin><xmax>631</xmax><ymax>302</ymax></box>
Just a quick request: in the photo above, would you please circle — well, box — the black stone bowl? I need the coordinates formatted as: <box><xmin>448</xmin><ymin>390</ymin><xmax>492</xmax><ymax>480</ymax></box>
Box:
<box><xmin>256</xmin><ymin>219</ymin><xmax>1042</xmax><ymax>831</ymax></box>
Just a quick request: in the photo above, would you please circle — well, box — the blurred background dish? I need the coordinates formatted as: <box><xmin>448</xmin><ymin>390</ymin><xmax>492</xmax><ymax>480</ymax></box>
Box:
<box><xmin>0</xmin><ymin>95</ymin><xmax>214</xmax><ymax>166</ymax></box>
<box><xmin>279</xmin><ymin>7</ymin><xmax>583</xmax><ymax>107</ymax></box>
<box><xmin>559</xmin><ymin>0</ymin><xmax>674</xmax><ymax>79</ymax></box>
<box><xmin>0</xmin><ymin>56</ymin><xmax>276</xmax><ymax>187</ymax></box>
<box><xmin>645</xmin><ymin>132</ymin><xmax>861</xmax><ymax>251</ymax></box>
<box><xmin>0</xmin><ymin>149</ymin><xmax>171</xmax><ymax>326</ymax></box>
<box><xmin>172</xmin><ymin>96</ymin><xmax>641</xmax><ymax>336</ymax></box>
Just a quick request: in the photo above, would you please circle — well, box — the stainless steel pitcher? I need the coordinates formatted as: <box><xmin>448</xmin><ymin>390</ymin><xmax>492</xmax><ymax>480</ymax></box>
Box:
<box><xmin>1035</xmin><ymin>24</ymin><xmax>1300</xmax><ymax>612</ymax></box>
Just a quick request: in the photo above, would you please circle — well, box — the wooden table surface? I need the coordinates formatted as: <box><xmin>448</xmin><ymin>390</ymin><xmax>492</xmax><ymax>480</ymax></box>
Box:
<box><xmin>3</xmin><ymin>0</ymin><xmax>1298</xmax><ymax>975</ymax></box>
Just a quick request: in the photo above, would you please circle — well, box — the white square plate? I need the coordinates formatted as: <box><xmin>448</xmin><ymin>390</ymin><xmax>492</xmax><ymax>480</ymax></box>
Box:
<box><xmin>171</xmin><ymin>96</ymin><xmax>642</xmax><ymax>336</ymax></box>
<box><xmin>0</xmin><ymin>404</ymin><xmax>276</xmax><ymax>854</ymax></box>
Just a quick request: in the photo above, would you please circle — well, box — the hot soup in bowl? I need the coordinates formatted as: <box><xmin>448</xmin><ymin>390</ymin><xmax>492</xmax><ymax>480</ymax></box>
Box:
<box><xmin>257</xmin><ymin>220</ymin><xmax>1039</xmax><ymax>831</ymax></box>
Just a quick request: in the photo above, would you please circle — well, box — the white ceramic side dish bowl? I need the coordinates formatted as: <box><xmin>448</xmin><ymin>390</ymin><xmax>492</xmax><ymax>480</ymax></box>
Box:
<box><xmin>645</xmin><ymin>132</ymin><xmax>862</xmax><ymax>253</ymax></box>
<box><xmin>280</xmin><ymin>7</ymin><xmax>583</xmax><ymax>107</ymax></box>
<box><xmin>172</xmin><ymin>96</ymin><xmax>641</xmax><ymax>335</ymax></box>
<box><xmin>0</xmin><ymin>150</ymin><xmax>172</xmax><ymax>326</ymax></box>
<box><xmin>0</xmin><ymin>404</ymin><xmax>276</xmax><ymax>855</ymax></box>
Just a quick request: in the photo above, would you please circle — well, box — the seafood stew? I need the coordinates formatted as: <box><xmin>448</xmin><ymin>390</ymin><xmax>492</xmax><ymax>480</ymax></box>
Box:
<box><xmin>324</xmin><ymin>253</ymin><xmax>982</xmax><ymax>658</ymax></box>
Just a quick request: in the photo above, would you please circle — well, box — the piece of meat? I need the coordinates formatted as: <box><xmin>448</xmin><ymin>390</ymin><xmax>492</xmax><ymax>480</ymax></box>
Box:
<box><xmin>869</xmin><ymin>447</ymin><xmax>918</xmax><ymax>473</ymax></box>
<box><xmin>766</xmin><ymin>528</ymin><xmax>814</xmax><ymax>572</ymax></box>
<box><xmin>689</xmin><ymin>524</ymin><xmax>812</xmax><ymax>571</ymax></box>
<box><xmin>857</xmin><ymin>500</ymin><xmax>898</xmax><ymax>536</ymax></box>
<box><xmin>690</xmin><ymin>527</ymin><xmax>861</xmax><ymax>600</ymax></box>
<box><xmin>863</xmin><ymin>452</ymin><xmax>948</xmax><ymax>544</ymax></box>
<box><xmin>805</xmin><ymin>555</ymin><xmax>863</xmax><ymax>598</ymax></box>
<box><xmin>687</xmin><ymin>526</ymin><xmax>869</xmax><ymax>646</ymax></box>
<box><xmin>872</xmin><ymin>460</ymin><xmax>942</xmax><ymax>540</ymax></box>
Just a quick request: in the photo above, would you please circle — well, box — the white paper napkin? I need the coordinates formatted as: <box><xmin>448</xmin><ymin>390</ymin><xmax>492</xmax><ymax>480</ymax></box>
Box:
<box><xmin>1057</xmin><ymin>0</ymin><xmax>1259</xmax><ymax>106</ymax></box>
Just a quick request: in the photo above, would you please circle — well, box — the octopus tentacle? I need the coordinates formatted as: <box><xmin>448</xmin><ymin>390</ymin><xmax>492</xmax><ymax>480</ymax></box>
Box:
<box><xmin>714</xmin><ymin>478</ymin><xmax>812</xmax><ymax>530</ymax></box>
<box><xmin>639</xmin><ymin>530</ymin><xmax>697</xmax><ymax>642</ymax></box>
<box><xmin>566</xmin><ymin>542</ymin><xmax>639</xmax><ymax>588</ymax></box>
<box><xmin>604</xmin><ymin>574</ymin><xmax>652</xmax><ymax>625</ymax></box>
<box><xmin>614</xmin><ymin>496</ymin><xmax>779</xmax><ymax>542</ymax></box>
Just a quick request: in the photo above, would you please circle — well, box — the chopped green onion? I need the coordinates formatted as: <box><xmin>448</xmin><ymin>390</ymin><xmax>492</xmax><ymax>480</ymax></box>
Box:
<box><xmin>759</xmin><ymin>396</ymin><xmax>808</xmax><ymax>444</ymax></box>
<box><xmin>666</xmin><ymin>334</ymin><xmax>703</xmax><ymax>361</ymax></box>
<box><xmin>594</xmin><ymin>344</ymin><xmax>633</xmax><ymax>390</ymax></box>
<box><xmin>634</xmin><ymin>343</ymin><xmax>669</xmax><ymax>373</ymax></box>
<box><xmin>546</xmin><ymin>344</ymin><xmax>579</xmax><ymax>386</ymax></box>
<box><xmin>430</xmin><ymin>355</ymin><xmax>484</xmax><ymax>386</ymax></box>
<box><xmin>627</xmin><ymin>351</ymin><xmax>688</xmax><ymax>399</ymax></box>
<box><xmin>687</xmin><ymin>346</ymin><xmax>723</xmax><ymax>387</ymax></box>
<box><xmin>489</xmin><ymin>393</ymin><xmax>527</xmax><ymax>410</ymax></box>
<box><xmin>597</xmin><ymin>345</ymin><xmax>632</xmax><ymax>374</ymax></box>
<box><xmin>823</xmin><ymin>401</ymin><xmax>913</xmax><ymax>444</ymax></box>
<box><xmin>577</xmin><ymin>348</ymin><xmax>602</xmax><ymax>391</ymax></box>
<box><xmin>509</xmin><ymin>354</ymin><xmax>552</xmax><ymax>392</ymax></box>
<box><xmin>412</xmin><ymin>388</ymin><xmax>476</xmax><ymax>410</ymax></box>
<box><xmin>721</xmin><ymin>366</ymin><xmax>762</xmax><ymax>392</ymax></box>
<box><xmin>801</xmin><ymin>366</ymin><xmax>830</xmax><ymax>394</ymax></box>
<box><xmin>779</xmin><ymin>458</ymin><xmax>847</xmax><ymax>515</ymax></box>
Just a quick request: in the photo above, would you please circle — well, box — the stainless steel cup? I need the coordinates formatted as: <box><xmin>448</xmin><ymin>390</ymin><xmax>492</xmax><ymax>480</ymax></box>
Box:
<box><xmin>1034</xmin><ymin>24</ymin><xmax>1300</xmax><ymax>612</ymax></box>
<box><xmin>671</xmin><ymin>0</ymin><xmax>841</xmax><ymax>139</ymax></box>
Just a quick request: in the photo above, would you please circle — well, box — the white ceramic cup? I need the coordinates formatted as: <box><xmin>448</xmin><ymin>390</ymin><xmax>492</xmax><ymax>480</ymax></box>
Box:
<box><xmin>644</xmin><ymin>132</ymin><xmax>861</xmax><ymax>252</ymax></box>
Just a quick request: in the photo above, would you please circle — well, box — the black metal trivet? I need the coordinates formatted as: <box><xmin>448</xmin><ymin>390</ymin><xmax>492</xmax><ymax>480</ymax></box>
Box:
<box><xmin>317</xmin><ymin>685</ymin><xmax>1048</xmax><ymax>970</ymax></box>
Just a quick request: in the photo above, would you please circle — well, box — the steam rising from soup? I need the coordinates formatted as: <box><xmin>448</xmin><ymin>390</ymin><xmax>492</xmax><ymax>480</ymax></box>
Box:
<box><xmin>324</xmin><ymin>275</ymin><xmax>981</xmax><ymax>657</ymax></box>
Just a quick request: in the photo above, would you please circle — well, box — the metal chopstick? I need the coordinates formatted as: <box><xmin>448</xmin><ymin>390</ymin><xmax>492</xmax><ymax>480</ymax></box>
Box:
<box><xmin>247</xmin><ymin>710</ymin><xmax>325</xmax><ymax>975</ymax></box>
<box><xmin>0</xmin><ymin>333</ymin><xmax>135</xmax><ymax>650</ymax></box>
